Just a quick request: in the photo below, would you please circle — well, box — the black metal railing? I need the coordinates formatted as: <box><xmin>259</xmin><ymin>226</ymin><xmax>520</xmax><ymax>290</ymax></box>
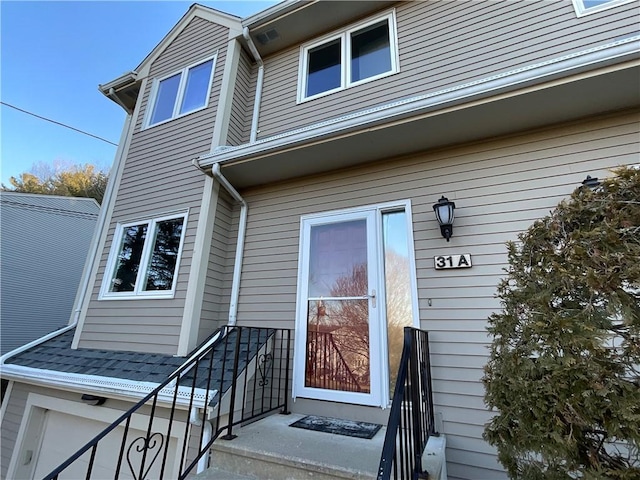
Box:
<box><xmin>378</xmin><ymin>327</ymin><xmax>437</xmax><ymax>480</ymax></box>
<box><xmin>43</xmin><ymin>326</ymin><xmax>292</xmax><ymax>480</ymax></box>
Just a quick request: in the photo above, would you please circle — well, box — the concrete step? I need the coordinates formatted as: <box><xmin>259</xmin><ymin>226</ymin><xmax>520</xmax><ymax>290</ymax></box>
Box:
<box><xmin>197</xmin><ymin>413</ymin><xmax>384</xmax><ymax>480</ymax></box>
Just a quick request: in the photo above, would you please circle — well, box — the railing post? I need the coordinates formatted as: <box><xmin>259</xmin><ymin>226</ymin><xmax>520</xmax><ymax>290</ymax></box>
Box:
<box><xmin>409</xmin><ymin>329</ymin><xmax>429</xmax><ymax>479</ymax></box>
<box><xmin>282</xmin><ymin>329</ymin><xmax>291</xmax><ymax>414</ymax></box>
<box><xmin>423</xmin><ymin>331</ymin><xmax>437</xmax><ymax>436</ymax></box>
<box><xmin>222</xmin><ymin>327</ymin><xmax>243</xmax><ymax>440</ymax></box>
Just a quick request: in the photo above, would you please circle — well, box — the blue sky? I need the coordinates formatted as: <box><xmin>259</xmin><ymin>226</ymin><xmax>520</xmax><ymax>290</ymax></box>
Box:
<box><xmin>1</xmin><ymin>0</ymin><xmax>277</xmax><ymax>186</ymax></box>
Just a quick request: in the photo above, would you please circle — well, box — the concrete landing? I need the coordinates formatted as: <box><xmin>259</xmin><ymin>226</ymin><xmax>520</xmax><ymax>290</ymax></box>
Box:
<box><xmin>199</xmin><ymin>413</ymin><xmax>385</xmax><ymax>479</ymax></box>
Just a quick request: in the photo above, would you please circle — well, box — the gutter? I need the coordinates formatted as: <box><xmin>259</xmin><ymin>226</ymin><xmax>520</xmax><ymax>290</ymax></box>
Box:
<box><xmin>241</xmin><ymin>0</ymin><xmax>306</xmax><ymax>29</ymax></box>
<box><xmin>243</xmin><ymin>27</ymin><xmax>264</xmax><ymax>143</ymax></box>
<box><xmin>198</xmin><ymin>34</ymin><xmax>640</xmax><ymax>167</ymax></box>
<box><xmin>0</xmin><ymin>363</ymin><xmax>215</xmax><ymax>408</ymax></box>
<box><xmin>209</xmin><ymin>163</ymin><xmax>248</xmax><ymax>327</ymax></box>
<box><xmin>98</xmin><ymin>72</ymin><xmax>138</xmax><ymax>115</ymax></box>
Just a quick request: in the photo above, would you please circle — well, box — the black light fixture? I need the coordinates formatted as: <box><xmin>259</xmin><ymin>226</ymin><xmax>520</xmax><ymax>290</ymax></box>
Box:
<box><xmin>81</xmin><ymin>394</ymin><xmax>107</xmax><ymax>406</ymax></box>
<box><xmin>433</xmin><ymin>196</ymin><xmax>456</xmax><ymax>242</ymax></box>
<box><xmin>581</xmin><ymin>175</ymin><xmax>600</xmax><ymax>189</ymax></box>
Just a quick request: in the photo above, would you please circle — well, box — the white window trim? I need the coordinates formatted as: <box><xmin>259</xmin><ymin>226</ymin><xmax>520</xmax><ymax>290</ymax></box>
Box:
<box><xmin>297</xmin><ymin>9</ymin><xmax>399</xmax><ymax>104</ymax></box>
<box><xmin>99</xmin><ymin>211</ymin><xmax>188</xmax><ymax>300</ymax></box>
<box><xmin>292</xmin><ymin>199</ymin><xmax>419</xmax><ymax>408</ymax></box>
<box><xmin>143</xmin><ymin>53</ymin><xmax>217</xmax><ymax>129</ymax></box>
<box><xmin>572</xmin><ymin>0</ymin><xmax>635</xmax><ymax>17</ymax></box>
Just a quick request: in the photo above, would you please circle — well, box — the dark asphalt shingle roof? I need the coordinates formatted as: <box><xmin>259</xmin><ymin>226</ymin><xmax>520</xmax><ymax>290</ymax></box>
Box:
<box><xmin>3</xmin><ymin>327</ymin><xmax>276</xmax><ymax>395</ymax></box>
<box><xmin>4</xmin><ymin>329</ymin><xmax>185</xmax><ymax>383</ymax></box>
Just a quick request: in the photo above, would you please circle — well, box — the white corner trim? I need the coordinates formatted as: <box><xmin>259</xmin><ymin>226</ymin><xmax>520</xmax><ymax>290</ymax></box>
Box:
<box><xmin>72</xmin><ymin>79</ymin><xmax>146</xmax><ymax>350</ymax></box>
<box><xmin>211</xmin><ymin>38</ymin><xmax>241</xmax><ymax>152</ymax></box>
<box><xmin>177</xmin><ymin>177</ymin><xmax>220</xmax><ymax>356</ymax></box>
<box><xmin>198</xmin><ymin>35</ymin><xmax>640</xmax><ymax>167</ymax></box>
<box><xmin>135</xmin><ymin>6</ymin><xmax>241</xmax><ymax>78</ymax></box>
<box><xmin>0</xmin><ymin>364</ymin><xmax>215</xmax><ymax>409</ymax></box>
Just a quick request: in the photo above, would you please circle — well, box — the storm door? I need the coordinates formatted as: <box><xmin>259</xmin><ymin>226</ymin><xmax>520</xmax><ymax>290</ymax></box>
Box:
<box><xmin>294</xmin><ymin>203</ymin><xmax>418</xmax><ymax>407</ymax></box>
<box><xmin>296</xmin><ymin>210</ymin><xmax>380</xmax><ymax>405</ymax></box>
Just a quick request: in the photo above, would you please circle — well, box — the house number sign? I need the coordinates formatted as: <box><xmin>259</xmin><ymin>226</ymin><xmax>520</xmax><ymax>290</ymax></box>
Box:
<box><xmin>434</xmin><ymin>253</ymin><xmax>472</xmax><ymax>270</ymax></box>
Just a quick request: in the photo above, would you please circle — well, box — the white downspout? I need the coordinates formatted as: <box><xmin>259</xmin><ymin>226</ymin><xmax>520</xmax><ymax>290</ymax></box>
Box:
<box><xmin>242</xmin><ymin>26</ymin><xmax>263</xmax><ymax>143</ymax></box>
<box><xmin>210</xmin><ymin>163</ymin><xmax>247</xmax><ymax>326</ymax></box>
<box><xmin>190</xmin><ymin>407</ymin><xmax>213</xmax><ymax>474</ymax></box>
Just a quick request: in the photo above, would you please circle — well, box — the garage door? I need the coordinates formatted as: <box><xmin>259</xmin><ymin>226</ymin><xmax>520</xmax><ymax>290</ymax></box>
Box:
<box><xmin>32</xmin><ymin>410</ymin><xmax>180</xmax><ymax>479</ymax></box>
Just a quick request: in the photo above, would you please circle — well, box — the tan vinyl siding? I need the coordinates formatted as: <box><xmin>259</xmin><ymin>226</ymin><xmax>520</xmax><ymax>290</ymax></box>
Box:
<box><xmin>78</xmin><ymin>18</ymin><xmax>231</xmax><ymax>354</ymax></box>
<box><xmin>233</xmin><ymin>109</ymin><xmax>639</xmax><ymax>479</ymax></box>
<box><xmin>256</xmin><ymin>0</ymin><xmax>638</xmax><ymax>139</ymax></box>
<box><xmin>1</xmin><ymin>383</ymin><xmax>26</xmax><ymax>478</ymax></box>
<box><xmin>227</xmin><ymin>48</ymin><xmax>256</xmax><ymax>146</ymax></box>
<box><xmin>199</xmin><ymin>188</ymin><xmax>235</xmax><ymax>342</ymax></box>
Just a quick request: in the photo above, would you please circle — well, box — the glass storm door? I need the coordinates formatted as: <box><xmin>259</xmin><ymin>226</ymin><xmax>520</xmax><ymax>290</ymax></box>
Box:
<box><xmin>296</xmin><ymin>210</ymin><xmax>382</xmax><ymax>406</ymax></box>
<box><xmin>295</xmin><ymin>204</ymin><xmax>418</xmax><ymax>407</ymax></box>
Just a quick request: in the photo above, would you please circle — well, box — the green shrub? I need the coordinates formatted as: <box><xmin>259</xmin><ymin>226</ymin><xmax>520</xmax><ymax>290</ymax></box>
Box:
<box><xmin>483</xmin><ymin>167</ymin><xmax>640</xmax><ymax>479</ymax></box>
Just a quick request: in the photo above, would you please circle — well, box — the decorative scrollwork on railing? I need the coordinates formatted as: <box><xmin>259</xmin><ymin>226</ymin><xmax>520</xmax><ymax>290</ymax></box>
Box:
<box><xmin>126</xmin><ymin>432</ymin><xmax>164</xmax><ymax>480</ymax></box>
<box><xmin>258</xmin><ymin>353</ymin><xmax>273</xmax><ymax>386</ymax></box>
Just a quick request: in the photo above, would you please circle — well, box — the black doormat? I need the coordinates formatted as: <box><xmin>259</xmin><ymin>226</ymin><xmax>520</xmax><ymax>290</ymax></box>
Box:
<box><xmin>289</xmin><ymin>415</ymin><xmax>382</xmax><ymax>439</ymax></box>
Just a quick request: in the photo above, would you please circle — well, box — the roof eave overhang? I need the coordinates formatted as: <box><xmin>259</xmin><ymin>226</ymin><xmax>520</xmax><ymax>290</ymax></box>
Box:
<box><xmin>197</xmin><ymin>36</ymin><xmax>640</xmax><ymax>189</ymax></box>
<box><xmin>241</xmin><ymin>1</ymin><xmax>397</xmax><ymax>58</ymax></box>
<box><xmin>241</xmin><ymin>0</ymin><xmax>307</xmax><ymax>28</ymax></box>
<box><xmin>98</xmin><ymin>71</ymin><xmax>140</xmax><ymax>114</ymax></box>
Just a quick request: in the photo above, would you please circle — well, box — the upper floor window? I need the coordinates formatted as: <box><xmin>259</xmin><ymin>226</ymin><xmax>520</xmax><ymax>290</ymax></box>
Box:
<box><xmin>298</xmin><ymin>11</ymin><xmax>399</xmax><ymax>103</ymax></box>
<box><xmin>100</xmin><ymin>213</ymin><xmax>188</xmax><ymax>299</ymax></box>
<box><xmin>145</xmin><ymin>55</ymin><xmax>216</xmax><ymax>127</ymax></box>
<box><xmin>572</xmin><ymin>0</ymin><xmax>635</xmax><ymax>16</ymax></box>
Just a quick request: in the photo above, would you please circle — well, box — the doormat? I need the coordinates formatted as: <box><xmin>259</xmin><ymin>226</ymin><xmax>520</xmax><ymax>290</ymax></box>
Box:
<box><xmin>289</xmin><ymin>415</ymin><xmax>382</xmax><ymax>439</ymax></box>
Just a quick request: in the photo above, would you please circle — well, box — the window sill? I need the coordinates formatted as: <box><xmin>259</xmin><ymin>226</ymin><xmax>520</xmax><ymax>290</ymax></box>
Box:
<box><xmin>297</xmin><ymin>69</ymin><xmax>400</xmax><ymax>105</ymax></box>
<box><xmin>98</xmin><ymin>292</ymin><xmax>177</xmax><ymax>301</ymax></box>
<box><xmin>142</xmin><ymin>104</ymin><xmax>209</xmax><ymax>130</ymax></box>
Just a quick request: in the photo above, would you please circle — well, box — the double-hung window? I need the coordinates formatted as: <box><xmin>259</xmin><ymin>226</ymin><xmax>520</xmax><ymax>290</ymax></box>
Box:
<box><xmin>298</xmin><ymin>11</ymin><xmax>399</xmax><ymax>102</ymax></box>
<box><xmin>100</xmin><ymin>213</ymin><xmax>188</xmax><ymax>299</ymax></box>
<box><xmin>145</xmin><ymin>55</ymin><xmax>216</xmax><ymax>127</ymax></box>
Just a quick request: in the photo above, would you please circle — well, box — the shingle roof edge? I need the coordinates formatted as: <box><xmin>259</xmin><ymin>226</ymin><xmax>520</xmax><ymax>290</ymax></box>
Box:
<box><xmin>1</xmin><ymin>364</ymin><xmax>215</xmax><ymax>408</ymax></box>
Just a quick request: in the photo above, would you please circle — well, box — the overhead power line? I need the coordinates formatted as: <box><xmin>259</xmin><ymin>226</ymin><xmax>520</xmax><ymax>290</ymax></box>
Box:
<box><xmin>1</xmin><ymin>101</ymin><xmax>118</xmax><ymax>146</ymax></box>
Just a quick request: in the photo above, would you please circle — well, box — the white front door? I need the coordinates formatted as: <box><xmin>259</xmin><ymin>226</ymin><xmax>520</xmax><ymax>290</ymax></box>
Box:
<box><xmin>294</xmin><ymin>201</ymin><xmax>418</xmax><ymax>407</ymax></box>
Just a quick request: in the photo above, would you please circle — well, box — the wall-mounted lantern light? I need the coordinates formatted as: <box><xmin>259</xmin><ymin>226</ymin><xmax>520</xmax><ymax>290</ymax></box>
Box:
<box><xmin>433</xmin><ymin>196</ymin><xmax>456</xmax><ymax>242</ymax></box>
<box><xmin>581</xmin><ymin>175</ymin><xmax>600</xmax><ymax>189</ymax></box>
<box><xmin>81</xmin><ymin>394</ymin><xmax>107</xmax><ymax>406</ymax></box>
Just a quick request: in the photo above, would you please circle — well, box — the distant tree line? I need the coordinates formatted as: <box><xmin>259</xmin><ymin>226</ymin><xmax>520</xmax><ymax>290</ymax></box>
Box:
<box><xmin>1</xmin><ymin>162</ymin><xmax>108</xmax><ymax>204</ymax></box>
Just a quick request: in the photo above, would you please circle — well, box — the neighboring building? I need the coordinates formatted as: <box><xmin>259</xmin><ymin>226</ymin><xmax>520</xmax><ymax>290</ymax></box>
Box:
<box><xmin>1</xmin><ymin>1</ymin><xmax>639</xmax><ymax>479</ymax></box>
<box><xmin>0</xmin><ymin>192</ymin><xmax>100</xmax><ymax>355</ymax></box>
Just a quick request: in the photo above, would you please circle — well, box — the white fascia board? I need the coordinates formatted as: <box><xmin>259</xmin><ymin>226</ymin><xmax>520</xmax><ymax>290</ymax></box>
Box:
<box><xmin>198</xmin><ymin>35</ymin><xmax>640</xmax><ymax>167</ymax></box>
<box><xmin>135</xmin><ymin>5</ymin><xmax>242</xmax><ymax>77</ymax></box>
<box><xmin>241</xmin><ymin>0</ymin><xmax>305</xmax><ymax>28</ymax></box>
<box><xmin>0</xmin><ymin>364</ymin><xmax>215</xmax><ymax>409</ymax></box>
<box><xmin>98</xmin><ymin>71</ymin><xmax>138</xmax><ymax>95</ymax></box>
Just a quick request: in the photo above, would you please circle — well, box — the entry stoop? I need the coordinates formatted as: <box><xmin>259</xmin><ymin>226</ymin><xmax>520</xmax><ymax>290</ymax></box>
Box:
<box><xmin>197</xmin><ymin>413</ymin><xmax>384</xmax><ymax>479</ymax></box>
